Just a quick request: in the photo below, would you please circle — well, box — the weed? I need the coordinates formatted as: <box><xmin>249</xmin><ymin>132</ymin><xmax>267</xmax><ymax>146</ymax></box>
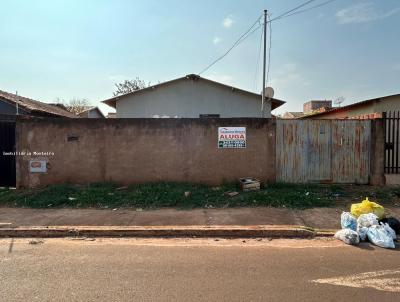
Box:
<box><xmin>4</xmin><ymin>183</ymin><xmax>399</xmax><ymax>210</ymax></box>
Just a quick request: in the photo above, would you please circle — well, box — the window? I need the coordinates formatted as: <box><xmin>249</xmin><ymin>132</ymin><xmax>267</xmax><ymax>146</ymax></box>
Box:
<box><xmin>199</xmin><ymin>114</ymin><xmax>220</xmax><ymax>118</ymax></box>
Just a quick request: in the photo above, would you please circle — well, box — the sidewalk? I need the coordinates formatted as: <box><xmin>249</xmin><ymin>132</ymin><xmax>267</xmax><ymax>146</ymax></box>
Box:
<box><xmin>1</xmin><ymin>206</ymin><xmax>400</xmax><ymax>230</ymax></box>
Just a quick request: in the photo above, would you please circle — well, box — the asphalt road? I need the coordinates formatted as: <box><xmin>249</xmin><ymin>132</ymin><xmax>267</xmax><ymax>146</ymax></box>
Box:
<box><xmin>0</xmin><ymin>238</ymin><xmax>399</xmax><ymax>302</ymax></box>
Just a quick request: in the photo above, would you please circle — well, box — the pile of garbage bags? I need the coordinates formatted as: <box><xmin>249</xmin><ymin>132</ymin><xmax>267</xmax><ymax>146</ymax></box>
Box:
<box><xmin>334</xmin><ymin>197</ymin><xmax>399</xmax><ymax>249</ymax></box>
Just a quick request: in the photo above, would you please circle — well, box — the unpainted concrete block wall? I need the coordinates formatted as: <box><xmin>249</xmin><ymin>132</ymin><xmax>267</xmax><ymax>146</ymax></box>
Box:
<box><xmin>370</xmin><ymin>119</ymin><xmax>385</xmax><ymax>186</ymax></box>
<box><xmin>16</xmin><ymin>118</ymin><xmax>276</xmax><ymax>188</ymax></box>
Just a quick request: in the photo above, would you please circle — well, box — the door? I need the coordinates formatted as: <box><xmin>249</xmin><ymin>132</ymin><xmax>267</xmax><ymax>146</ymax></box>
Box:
<box><xmin>0</xmin><ymin>120</ymin><xmax>16</xmax><ymax>187</ymax></box>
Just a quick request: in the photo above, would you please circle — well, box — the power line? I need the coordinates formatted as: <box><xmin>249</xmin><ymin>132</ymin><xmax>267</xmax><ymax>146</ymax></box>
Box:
<box><xmin>198</xmin><ymin>15</ymin><xmax>262</xmax><ymax>75</ymax></box>
<box><xmin>198</xmin><ymin>0</ymin><xmax>338</xmax><ymax>76</ymax></box>
<box><xmin>253</xmin><ymin>24</ymin><xmax>264</xmax><ymax>91</ymax></box>
<box><xmin>271</xmin><ymin>0</ymin><xmax>338</xmax><ymax>22</ymax></box>
<box><xmin>269</xmin><ymin>0</ymin><xmax>319</xmax><ymax>22</ymax></box>
<box><xmin>265</xmin><ymin>0</ymin><xmax>337</xmax><ymax>88</ymax></box>
<box><xmin>198</xmin><ymin>23</ymin><xmax>262</xmax><ymax>76</ymax></box>
<box><xmin>226</xmin><ymin>22</ymin><xmax>263</xmax><ymax>57</ymax></box>
<box><xmin>237</xmin><ymin>23</ymin><xmax>263</xmax><ymax>44</ymax></box>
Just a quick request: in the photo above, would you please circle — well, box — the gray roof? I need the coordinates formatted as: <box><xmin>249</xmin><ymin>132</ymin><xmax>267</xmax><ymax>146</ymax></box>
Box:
<box><xmin>0</xmin><ymin>89</ymin><xmax>75</xmax><ymax>117</ymax></box>
<box><xmin>103</xmin><ymin>74</ymin><xmax>285</xmax><ymax>110</ymax></box>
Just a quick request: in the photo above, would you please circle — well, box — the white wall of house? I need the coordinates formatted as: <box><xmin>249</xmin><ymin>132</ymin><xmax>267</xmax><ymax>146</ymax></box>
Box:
<box><xmin>115</xmin><ymin>79</ymin><xmax>271</xmax><ymax>118</ymax></box>
<box><xmin>79</xmin><ymin>108</ymin><xmax>104</xmax><ymax>118</ymax></box>
<box><xmin>338</xmin><ymin>96</ymin><xmax>400</xmax><ymax>117</ymax></box>
<box><xmin>87</xmin><ymin>109</ymin><xmax>103</xmax><ymax>118</ymax></box>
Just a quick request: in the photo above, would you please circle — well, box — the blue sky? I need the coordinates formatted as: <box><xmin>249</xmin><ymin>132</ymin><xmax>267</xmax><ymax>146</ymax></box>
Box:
<box><xmin>0</xmin><ymin>0</ymin><xmax>399</xmax><ymax>115</ymax></box>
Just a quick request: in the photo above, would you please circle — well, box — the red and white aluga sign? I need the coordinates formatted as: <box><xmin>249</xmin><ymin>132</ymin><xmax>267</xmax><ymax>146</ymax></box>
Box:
<box><xmin>218</xmin><ymin>127</ymin><xmax>246</xmax><ymax>148</ymax></box>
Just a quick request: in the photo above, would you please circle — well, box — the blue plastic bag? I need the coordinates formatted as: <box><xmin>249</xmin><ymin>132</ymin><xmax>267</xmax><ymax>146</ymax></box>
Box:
<box><xmin>380</xmin><ymin>222</ymin><xmax>397</xmax><ymax>240</ymax></box>
<box><xmin>367</xmin><ymin>225</ymin><xmax>395</xmax><ymax>249</ymax></box>
<box><xmin>334</xmin><ymin>229</ymin><xmax>360</xmax><ymax>245</ymax></box>
<box><xmin>357</xmin><ymin>213</ymin><xmax>378</xmax><ymax>228</ymax></box>
<box><xmin>341</xmin><ymin>212</ymin><xmax>357</xmax><ymax>231</ymax></box>
<box><xmin>358</xmin><ymin>227</ymin><xmax>369</xmax><ymax>241</ymax></box>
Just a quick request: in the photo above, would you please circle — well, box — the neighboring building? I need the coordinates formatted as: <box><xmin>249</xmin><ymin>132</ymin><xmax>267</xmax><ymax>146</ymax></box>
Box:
<box><xmin>302</xmin><ymin>94</ymin><xmax>400</xmax><ymax>119</ymax></box>
<box><xmin>282</xmin><ymin>100</ymin><xmax>331</xmax><ymax>119</ymax></box>
<box><xmin>78</xmin><ymin>106</ymin><xmax>106</xmax><ymax>118</ymax></box>
<box><xmin>303</xmin><ymin>100</ymin><xmax>332</xmax><ymax>114</ymax></box>
<box><xmin>103</xmin><ymin>74</ymin><xmax>285</xmax><ymax>118</ymax></box>
<box><xmin>282</xmin><ymin>112</ymin><xmax>304</xmax><ymax>119</ymax></box>
<box><xmin>0</xmin><ymin>90</ymin><xmax>75</xmax><ymax>118</ymax></box>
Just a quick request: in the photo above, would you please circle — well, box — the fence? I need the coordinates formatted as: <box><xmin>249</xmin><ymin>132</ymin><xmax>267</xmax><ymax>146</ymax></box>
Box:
<box><xmin>14</xmin><ymin>117</ymin><xmax>383</xmax><ymax>188</ymax></box>
<box><xmin>276</xmin><ymin>119</ymin><xmax>371</xmax><ymax>184</ymax></box>
<box><xmin>383</xmin><ymin>111</ymin><xmax>400</xmax><ymax>174</ymax></box>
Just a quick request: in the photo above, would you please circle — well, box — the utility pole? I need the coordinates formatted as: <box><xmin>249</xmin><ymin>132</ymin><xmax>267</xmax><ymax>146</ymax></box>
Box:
<box><xmin>261</xmin><ymin>9</ymin><xmax>267</xmax><ymax>117</ymax></box>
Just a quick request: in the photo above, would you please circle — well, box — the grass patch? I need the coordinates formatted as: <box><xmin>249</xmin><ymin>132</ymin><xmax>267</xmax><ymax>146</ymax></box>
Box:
<box><xmin>1</xmin><ymin>182</ymin><xmax>399</xmax><ymax>210</ymax></box>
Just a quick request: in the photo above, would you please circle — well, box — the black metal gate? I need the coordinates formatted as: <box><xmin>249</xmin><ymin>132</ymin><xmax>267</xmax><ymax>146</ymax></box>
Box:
<box><xmin>0</xmin><ymin>117</ymin><xmax>16</xmax><ymax>187</ymax></box>
<box><xmin>383</xmin><ymin>111</ymin><xmax>400</xmax><ymax>174</ymax></box>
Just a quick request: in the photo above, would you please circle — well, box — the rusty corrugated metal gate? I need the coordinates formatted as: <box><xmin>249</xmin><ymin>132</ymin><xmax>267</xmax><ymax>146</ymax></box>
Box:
<box><xmin>276</xmin><ymin>120</ymin><xmax>371</xmax><ymax>184</ymax></box>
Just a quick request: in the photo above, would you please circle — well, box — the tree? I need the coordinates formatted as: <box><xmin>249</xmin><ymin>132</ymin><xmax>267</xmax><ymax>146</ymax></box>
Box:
<box><xmin>113</xmin><ymin>77</ymin><xmax>150</xmax><ymax>96</ymax></box>
<box><xmin>63</xmin><ymin>98</ymin><xmax>91</xmax><ymax>115</ymax></box>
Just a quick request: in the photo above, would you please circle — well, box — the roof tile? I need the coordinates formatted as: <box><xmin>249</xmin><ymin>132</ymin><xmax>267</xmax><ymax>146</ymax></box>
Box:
<box><xmin>0</xmin><ymin>90</ymin><xmax>76</xmax><ymax>117</ymax></box>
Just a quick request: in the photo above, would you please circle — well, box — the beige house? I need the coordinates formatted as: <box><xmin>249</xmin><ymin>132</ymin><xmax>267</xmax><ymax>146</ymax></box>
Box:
<box><xmin>282</xmin><ymin>100</ymin><xmax>332</xmax><ymax>119</ymax></box>
<box><xmin>281</xmin><ymin>112</ymin><xmax>304</xmax><ymax>119</ymax></box>
<box><xmin>302</xmin><ymin>94</ymin><xmax>400</xmax><ymax>119</ymax></box>
<box><xmin>303</xmin><ymin>100</ymin><xmax>332</xmax><ymax>114</ymax></box>
<box><xmin>103</xmin><ymin>74</ymin><xmax>284</xmax><ymax>118</ymax></box>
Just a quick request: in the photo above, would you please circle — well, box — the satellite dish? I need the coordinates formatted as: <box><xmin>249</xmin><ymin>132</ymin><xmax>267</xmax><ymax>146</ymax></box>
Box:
<box><xmin>335</xmin><ymin>97</ymin><xmax>345</xmax><ymax>107</ymax></box>
<box><xmin>265</xmin><ymin>87</ymin><xmax>274</xmax><ymax>99</ymax></box>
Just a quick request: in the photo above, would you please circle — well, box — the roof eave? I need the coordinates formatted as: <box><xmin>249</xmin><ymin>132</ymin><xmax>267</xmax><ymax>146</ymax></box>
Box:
<box><xmin>103</xmin><ymin>99</ymin><xmax>117</xmax><ymax>108</ymax></box>
<box><xmin>0</xmin><ymin>97</ymin><xmax>32</xmax><ymax>113</ymax></box>
<box><xmin>301</xmin><ymin>93</ymin><xmax>400</xmax><ymax>119</ymax></box>
<box><xmin>30</xmin><ymin>109</ymin><xmax>75</xmax><ymax>118</ymax></box>
<box><xmin>0</xmin><ymin>93</ymin><xmax>75</xmax><ymax>118</ymax></box>
<box><xmin>271</xmin><ymin>99</ymin><xmax>285</xmax><ymax>110</ymax></box>
<box><xmin>101</xmin><ymin>75</ymin><xmax>286</xmax><ymax>109</ymax></box>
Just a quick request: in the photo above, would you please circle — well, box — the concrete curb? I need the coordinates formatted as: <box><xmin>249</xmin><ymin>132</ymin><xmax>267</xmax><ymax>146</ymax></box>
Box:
<box><xmin>0</xmin><ymin>225</ymin><xmax>336</xmax><ymax>238</ymax></box>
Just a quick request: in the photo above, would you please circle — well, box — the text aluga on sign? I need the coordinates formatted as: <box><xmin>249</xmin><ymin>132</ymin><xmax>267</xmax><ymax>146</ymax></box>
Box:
<box><xmin>218</xmin><ymin>127</ymin><xmax>246</xmax><ymax>148</ymax></box>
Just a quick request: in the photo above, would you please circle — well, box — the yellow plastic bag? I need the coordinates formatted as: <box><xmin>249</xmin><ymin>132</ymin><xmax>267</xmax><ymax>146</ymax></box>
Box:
<box><xmin>350</xmin><ymin>197</ymin><xmax>385</xmax><ymax>220</ymax></box>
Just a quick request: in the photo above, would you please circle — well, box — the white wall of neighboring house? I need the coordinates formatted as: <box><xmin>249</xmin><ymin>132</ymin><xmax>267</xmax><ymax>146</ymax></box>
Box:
<box><xmin>115</xmin><ymin>79</ymin><xmax>271</xmax><ymax>118</ymax></box>
<box><xmin>79</xmin><ymin>107</ymin><xmax>105</xmax><ymax>118</ymax></box>
<box><xmin>87</xmin><ymin>108</ymin><xmax>103</xmax><ymax>118</ymax></box>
